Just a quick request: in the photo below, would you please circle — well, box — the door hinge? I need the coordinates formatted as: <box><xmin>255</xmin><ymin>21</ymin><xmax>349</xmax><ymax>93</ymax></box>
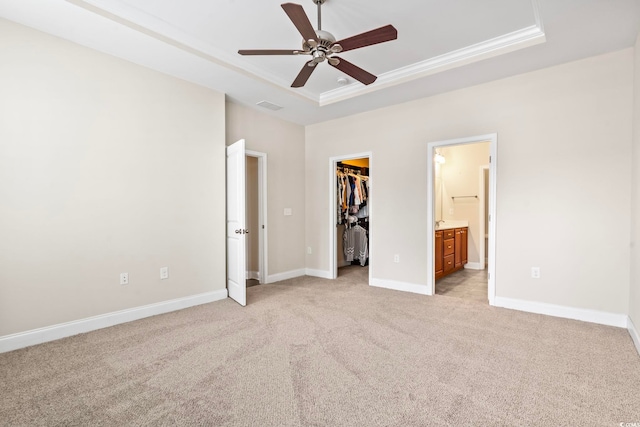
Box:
<box><xmin>489</xmin><ymin>155</ymin><xmax>492</xmax><ymax>163</ymax></box>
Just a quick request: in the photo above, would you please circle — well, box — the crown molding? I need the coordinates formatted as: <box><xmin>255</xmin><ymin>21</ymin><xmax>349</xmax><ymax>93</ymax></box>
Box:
<box><xmin>318</xmin><ymin>24</ymin><xmax>545</xmax><ymax>106</ymax></box>
<box><xmin>64</xmin><ymin>0</ymin><xmax>319</xmax><ymax>103</ymax></box>
<box><xmin>66</xmin><ymin>0</ymin><xmax>545</xmax><ymax>108</ymax></box>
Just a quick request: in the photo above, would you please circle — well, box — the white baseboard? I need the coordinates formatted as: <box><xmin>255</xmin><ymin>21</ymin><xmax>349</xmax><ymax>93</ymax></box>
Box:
<box><xmin>464</xmin><ymin>262</ymin><xmax>484</xmax><ymax>270</ymax></box>
<box><xmin>305</xmin><ymin>269</ymin><xmax>333</xmax><ymax>279</ymax></box>
<box><xmin>493</xmin><ymin>296</ymin><xmax>628</xmax><ymax>328</ymax></box>
<box><xmin>370</xmin><ymin>278</ymin><xmax>432</xmax><ymax>296</ymax></box>
<box><xmin>266</xmin><ymin>269</ymin><xmax>306</xmax><ymax>284</ymax></box>
<box><xmin>0</xmin><ymin>289</ymin><xmax>228</xmax><ymax>354</ymax></box>
<box><xmin>628</xmin><ymin>316</ymin><xmax>640</xmax><ymax>356</ymax></box>
<box><xmin>246</xmin><ymin>271</ymin><xmax>260</xmax><ymax>281</ymax></box>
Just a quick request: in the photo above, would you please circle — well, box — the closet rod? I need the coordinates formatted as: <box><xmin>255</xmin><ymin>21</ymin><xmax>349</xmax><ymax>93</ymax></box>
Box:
<box><xmin>337</xmin><ymin>166</ymin><xmax>368</xmax><ymax>175</ymax></box>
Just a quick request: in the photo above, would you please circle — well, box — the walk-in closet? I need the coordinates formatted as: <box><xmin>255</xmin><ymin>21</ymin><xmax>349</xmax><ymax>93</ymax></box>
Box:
<box><xmin>336</xmin><ymin>158</ymin><xmax>370</xmax><ymax>277</ymax></box>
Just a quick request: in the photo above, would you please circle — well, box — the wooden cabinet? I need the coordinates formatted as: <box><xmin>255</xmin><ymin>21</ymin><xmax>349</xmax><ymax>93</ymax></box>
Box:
<box><xmin>435</xmin><ymin>227</ymin><xmax>468</xmax><ymax>280</ymax></box>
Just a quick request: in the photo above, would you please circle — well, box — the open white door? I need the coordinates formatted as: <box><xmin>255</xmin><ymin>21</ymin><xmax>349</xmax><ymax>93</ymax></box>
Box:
<box><xmin>226</xmin><ymin>139</ymin><xmax>247</xmax><ymax>306</ymax></box>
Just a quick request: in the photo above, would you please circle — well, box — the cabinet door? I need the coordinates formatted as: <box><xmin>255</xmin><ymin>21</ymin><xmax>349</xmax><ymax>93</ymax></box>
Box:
<box><xmin>454</xmin><ymin>229</ymin><xmax>463</xmax><ymax>268</ymax></box>
<box><xmin>435</xmin><ymin>231</ymin><xmax>443</xmax><ymax>274</ymax></box>
<box><xmin>460</xmin><ymin>228</ymin><xmax>468</xmax><ymax>265</ymax></box>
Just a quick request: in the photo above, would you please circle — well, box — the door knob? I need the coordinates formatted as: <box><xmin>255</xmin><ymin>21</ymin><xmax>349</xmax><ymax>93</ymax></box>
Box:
<box><xmin>235</xmin><ymin>229</ymin><xmax>242</xmax><ymax>234</ymax></box>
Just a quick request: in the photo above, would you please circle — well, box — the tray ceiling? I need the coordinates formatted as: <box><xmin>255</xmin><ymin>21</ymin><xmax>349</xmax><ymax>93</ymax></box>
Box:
<box><xmin>1</xmin><ymin>0</ymin><xmax>639</xmax><ymax>124</ymax></box>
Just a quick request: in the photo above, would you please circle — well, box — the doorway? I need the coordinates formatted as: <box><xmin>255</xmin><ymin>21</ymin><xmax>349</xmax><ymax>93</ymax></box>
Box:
<box><xmin>427</xmin><ymin>134</ymin><xmax>497</xmax><ymax>305</ymax></box>
<box><xmin>246</xmin><ymin>150</ymin><xmax>268</xmax><ymax>286</ymax></box>
<box><xmin>226</xmin><ymin>139</ymin><xmax>267</xmax><ymax>307</ymax></box>
<box><xmin>329</xmin><ymin>152</ymin><xmax>372</xmax><ymax>284</ymax></box>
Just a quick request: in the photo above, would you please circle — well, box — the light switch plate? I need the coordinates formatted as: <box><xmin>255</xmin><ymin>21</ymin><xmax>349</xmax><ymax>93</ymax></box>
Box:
<box><xmin>284</xmin><ymin>208</ymin><xmax>292</xmax><ymax>216</ymax></box>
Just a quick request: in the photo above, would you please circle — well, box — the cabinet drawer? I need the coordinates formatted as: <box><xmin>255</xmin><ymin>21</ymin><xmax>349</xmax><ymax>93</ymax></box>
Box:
<box><xmin>443</xmin><ymin>229</ymin><xmax>455</xmax><ymax>239</ymax></box>
<box><xmin>443</xmin><ymin>254</ymin><xmax>454</xmax><ymax>272</ymax></box>
<box><xmin>443</xmin><ymin>239</ymin><xmax>454</xmax><ymax>256</ymax></box>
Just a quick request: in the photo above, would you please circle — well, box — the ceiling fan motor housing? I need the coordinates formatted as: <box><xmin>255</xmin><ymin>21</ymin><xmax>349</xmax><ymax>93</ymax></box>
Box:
<box><xmin>304</xmin><ymin>30</ymin><xmax>339</xmax><ymax>63</ymax></box>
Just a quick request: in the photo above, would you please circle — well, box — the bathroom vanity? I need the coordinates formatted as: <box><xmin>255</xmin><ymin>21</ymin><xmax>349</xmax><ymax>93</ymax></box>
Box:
<box><xmin>435</xmin><ymin>221</ymin><xmax>468</xmax><ymax>280</ymax></box>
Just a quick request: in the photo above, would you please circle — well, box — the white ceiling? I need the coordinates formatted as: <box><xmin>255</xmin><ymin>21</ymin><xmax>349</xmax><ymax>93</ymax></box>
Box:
<box><xmin>1</xmin><ymin>0</ymin><xmax>639</xmax><ymax>125</ymax></box>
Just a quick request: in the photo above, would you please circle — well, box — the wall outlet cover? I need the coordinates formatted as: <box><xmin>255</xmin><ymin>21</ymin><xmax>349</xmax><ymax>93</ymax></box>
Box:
<box><xmin>531</xmin><ymin>267</ymin><xmax>540</xmax><ymax>279</ymax></box>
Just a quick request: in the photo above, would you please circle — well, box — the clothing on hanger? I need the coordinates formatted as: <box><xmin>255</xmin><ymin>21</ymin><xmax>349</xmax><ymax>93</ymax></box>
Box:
<box><xmin>343</xmin><ymin>224</ymin><xmax>368</xmax><ymax>267</ymax></box>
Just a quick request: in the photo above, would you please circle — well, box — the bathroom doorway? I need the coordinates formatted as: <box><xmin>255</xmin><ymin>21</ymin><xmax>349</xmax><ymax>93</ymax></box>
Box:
<box><xmin>427</xmin><ymin>134</ymin><xmax>497</xmax><ymax>305</ymax></box>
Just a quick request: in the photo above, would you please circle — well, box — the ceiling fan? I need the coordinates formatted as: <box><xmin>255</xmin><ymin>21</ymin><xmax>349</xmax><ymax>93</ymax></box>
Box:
<box><xmin>238</xmin><ymin>0</ymin><xmax>398</xmax><ymax>88</ymax></box>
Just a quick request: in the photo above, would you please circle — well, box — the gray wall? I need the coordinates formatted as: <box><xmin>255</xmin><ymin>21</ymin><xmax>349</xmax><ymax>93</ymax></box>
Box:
<box><xmin>225</xmin><ymin>101</ymin><xmax>306</xmax><ymax>280</ymax></box>
<box><xmin>0</xmin><ymin>20</ymin><xmax>226</xmax><ymax>336</ymax></box>
<box><xmin>306</xmin><ymin>49</ymin><xmax>634</xmax><ymax>315</ymax></box>
<box><xmin>630</xmin><ymin>33</ymin><xmax>640</xmax><ymax>332</ymax></box>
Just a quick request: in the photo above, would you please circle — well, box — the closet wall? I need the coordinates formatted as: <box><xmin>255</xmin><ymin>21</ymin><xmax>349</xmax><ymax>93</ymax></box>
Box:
<box><xmin>246</xmin><ymin>156</ymin><xmax>259</xmax><ymax>279</ymax></box>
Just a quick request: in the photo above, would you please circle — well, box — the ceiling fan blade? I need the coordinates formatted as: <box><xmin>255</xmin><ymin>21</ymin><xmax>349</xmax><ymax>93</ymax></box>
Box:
<box><xmin>291</xmin><ymin>61</ymin><xmax>317</xmax><ymax>88</ymax></box>
<box><xmin>238</xmin><ymin>49</ymin><xmax>301</xmax><ymax>55</ymax></box>
<box><xmin>281</xmin><ymin>3</ymin><xmax>318</xmax><ymax>43</ymax></box>
<box><xmin>334</xmin><ymin>24</ymin><xmax>398</xmax><ymax>53</ymax></box>
<box><xmin>329</xmin><ymin>57</ymin><xmax>377</xmax><ymax>85</ymax></box>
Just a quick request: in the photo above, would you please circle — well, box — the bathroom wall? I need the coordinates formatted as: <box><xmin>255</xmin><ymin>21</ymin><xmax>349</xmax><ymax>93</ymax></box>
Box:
<box><xmin>440</xmin><ymin>142</ymin><xmax>491</xmax><ymax>266</ymax></box>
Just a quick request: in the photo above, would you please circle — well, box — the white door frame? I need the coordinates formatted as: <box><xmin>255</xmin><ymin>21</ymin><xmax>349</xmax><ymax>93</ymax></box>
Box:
<box><xmin>329</xmin><ymin>152</ymin><xmax>373</xmax><ymax>283</ymax></box>
<box><xmin>478</xmin><ymin>165</ymin><xmax>490</xmax><ymax>271</ymax></box>
<box><xmin>427</xmin><ymin>134</ymin><xmax>497</xmax><ymax>305</ymax></box>
<box><xmin>246</xmin><ymin>150</ymin><xmax>268</xmax><ymax>284</ymax></box>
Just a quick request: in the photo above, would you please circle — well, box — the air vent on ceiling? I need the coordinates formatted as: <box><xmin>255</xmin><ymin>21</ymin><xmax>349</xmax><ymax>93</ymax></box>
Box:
<box><xmin>256</xmin><ymin>100</ymin><xmax>283</xmax><ymax>111</ymax></box>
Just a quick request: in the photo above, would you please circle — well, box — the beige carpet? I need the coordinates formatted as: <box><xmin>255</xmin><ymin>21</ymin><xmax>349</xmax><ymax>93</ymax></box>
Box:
<box><xmin>1</xmin><ymin>266</ymin><xmax>639</xmax><ymax>426</ymax></box>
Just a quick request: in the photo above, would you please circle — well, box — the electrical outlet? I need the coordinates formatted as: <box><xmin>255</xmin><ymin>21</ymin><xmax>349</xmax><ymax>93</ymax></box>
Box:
<box><xmin>531</xmin><ymin>267</ymin><xmax>540</xmax><ymax>279</ymax></box>
<box><xmin>307</xmin><ymin>247</ymin><xmax>312</xmax><ymax>255</ymax></box>
<box><xmin>394</xmin><ymin>254</ymin><xmax>400</xmax><ymax>263</ymax></box>
<box><xmin>160</xmin><ymin>267</ymin><xmax>169</xmax><ymax>280</ymax></box>
<box><xmin>284</xmin><ymin>208</ymin><xmax>292</xmax><ymax>216</ymax></box>
<box><xmin>449</xmin><ymin>208</ymin><xmax>455</xmax><ymax>215</ymax></box>
<box><xmin>120</xmin><ymin>272</ymin><xmax>129</xmax><ymax>285</ymax></box>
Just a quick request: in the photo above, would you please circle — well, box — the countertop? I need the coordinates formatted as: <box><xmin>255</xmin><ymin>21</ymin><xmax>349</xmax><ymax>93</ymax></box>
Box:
<box><xmin>435</xmin><ymin>220</ymin><xmax>469</xmax><ymax>231</ymax></box>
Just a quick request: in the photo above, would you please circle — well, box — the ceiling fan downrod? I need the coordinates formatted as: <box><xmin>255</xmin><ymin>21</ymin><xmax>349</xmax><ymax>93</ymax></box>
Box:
<box><xmin>314</xmin><ymin>0</ymin><xmax>325</xmax><ymax>30</ymax></box>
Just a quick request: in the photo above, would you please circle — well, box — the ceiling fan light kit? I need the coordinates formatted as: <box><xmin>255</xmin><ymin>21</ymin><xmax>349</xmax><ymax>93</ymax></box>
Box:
<box><xmin>238</xmin><ymin>1</ymin><xmax>397</xmax><ymax>88</ymax></box>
